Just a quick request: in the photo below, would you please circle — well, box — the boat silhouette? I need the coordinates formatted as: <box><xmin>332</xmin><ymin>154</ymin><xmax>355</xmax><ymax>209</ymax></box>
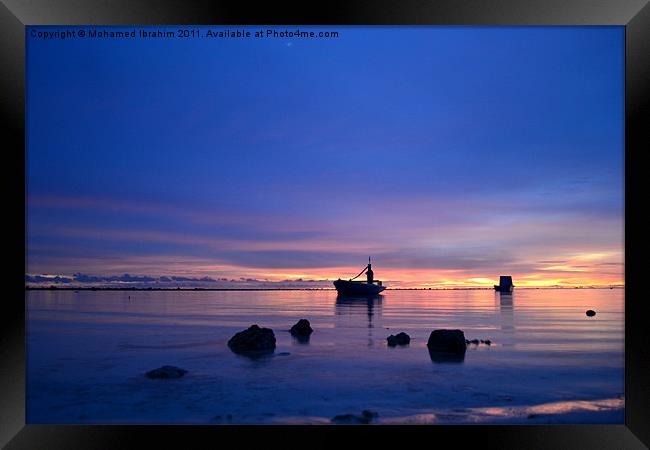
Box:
<box><xmin>333</xmin><ymin>257</ymin><xmax>386</xmax><ymax>296</ymax></box>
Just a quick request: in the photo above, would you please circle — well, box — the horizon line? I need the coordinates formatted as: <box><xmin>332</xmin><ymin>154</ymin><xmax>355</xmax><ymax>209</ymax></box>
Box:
<box><xmin>25</xmin><ymin>285</ymin><xmax>625</xmax><ymax>291</ymax></box>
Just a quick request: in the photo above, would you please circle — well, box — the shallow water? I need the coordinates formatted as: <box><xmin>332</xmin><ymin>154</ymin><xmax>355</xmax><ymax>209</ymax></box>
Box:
<box><xmin>26</xmin><ymin>288</ymin><xmax>624</xmax><ymax>424</ymax></box>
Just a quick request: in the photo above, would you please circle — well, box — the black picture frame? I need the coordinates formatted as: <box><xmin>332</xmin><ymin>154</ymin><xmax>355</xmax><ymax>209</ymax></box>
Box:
<box><xmin>2</xmin><ymin>1</ymin><xmax>648</xmax><ymax>448</ymax></box>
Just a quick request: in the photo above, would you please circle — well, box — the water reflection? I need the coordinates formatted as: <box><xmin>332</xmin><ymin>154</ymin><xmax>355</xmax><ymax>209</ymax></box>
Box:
<box><xmin>291</xmin><ymin>334</ymin><xmax>310</xmax><ymax>345</ymax></box>
<box><xmin>497</xmin><ymin>291</ymin><xmax>515</xmax><ymax>336</ymax></box>
<box><xmin>27</xmin><ymin>289</ymin><xmax>624</xmax><ymax>424</ymax></box>
<box><xmin>335</xmin><ymin>294</ymin><xmax>383</xmax><ymax>347</ymax></box>
<box><xmin>229</xmin><ymin>347</ymin><xmax>276</xmax><ymax>361</ymax></box>
<box><xmin>428</xmin><ymin>349</ymin><xmax>466</xmax><ymax>364</ymax></box>
<box><xmin>335</xmin><ymin>294</ymin><xmax>383</xmax><ymax>326</ymax></box>
<box><xmin>498</xmin><ymin>291</ymin><xmax>514</xmax><ymax>305</ymax></box>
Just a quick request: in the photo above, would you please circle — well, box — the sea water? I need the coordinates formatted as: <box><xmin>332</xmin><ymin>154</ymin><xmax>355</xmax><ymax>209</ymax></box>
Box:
<box><xmin>26</xmin><ymin>288</ymin><xmax>624</xmax><ymax>424</ymax></box>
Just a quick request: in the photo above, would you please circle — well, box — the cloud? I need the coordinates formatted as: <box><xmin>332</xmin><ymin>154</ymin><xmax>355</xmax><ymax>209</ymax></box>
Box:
<box><xmin>26</xmin><ymin>274</ymin><xmax>73</xmax><ymax>283</ymax></box>
<box><xmin>24</xmin><ymin>272</ymin><xmax>332</xmax><ymax>289</ymax></box>
<box><xmin>25</xmin><ymin>189</ymin><xmax>623</xmax><ymax>288</ymax></box>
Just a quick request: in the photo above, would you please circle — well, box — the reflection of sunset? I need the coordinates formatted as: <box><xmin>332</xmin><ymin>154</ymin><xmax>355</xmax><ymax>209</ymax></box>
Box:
<box><xmin>381</xmin><ymin>398</ymin><xmax>624</xmax><ymax>424</ymax></box>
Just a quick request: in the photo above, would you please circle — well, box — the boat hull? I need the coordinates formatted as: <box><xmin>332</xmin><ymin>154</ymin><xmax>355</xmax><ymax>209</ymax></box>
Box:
<box><xmin>334</xmin><ymin>279</ymin><xmax>386</xmax><ymax>296</ymax></box>
<box><xmin>494</xmin><ymin>285</ymin><xmax>514</xmax><ymax>293</ymax></box>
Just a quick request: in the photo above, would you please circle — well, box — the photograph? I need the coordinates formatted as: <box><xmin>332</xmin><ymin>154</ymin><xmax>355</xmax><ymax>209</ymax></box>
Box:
<box><xmin>25</xmin><ymin>25</ymin><xmax>625</xmax><ymax>425</ymax></box>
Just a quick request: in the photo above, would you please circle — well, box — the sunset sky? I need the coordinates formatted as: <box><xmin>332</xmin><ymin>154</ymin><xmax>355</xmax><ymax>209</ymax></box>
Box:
<box><xmin>26</xmin><ymin>26</ymin><xmax>624</xmax><ymax>288</ymax></box>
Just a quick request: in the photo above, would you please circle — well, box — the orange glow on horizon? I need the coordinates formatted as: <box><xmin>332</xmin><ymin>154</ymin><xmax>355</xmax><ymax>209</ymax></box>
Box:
<box><xmin>26</xmin><ymin>249</ymin><xmax>624</xmax><ymax>288</ymax></box>
<box><xmin>239</xmin><ymin>265</ymin><xmax>624</xmax><ymax>288</ymax></box>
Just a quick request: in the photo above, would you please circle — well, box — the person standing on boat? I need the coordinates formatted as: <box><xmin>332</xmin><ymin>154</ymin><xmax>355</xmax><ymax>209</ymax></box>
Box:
<box><xmin>366</xmin><ymin>258</ymin><xmax>374</xmax><ymax>284</ymax></box>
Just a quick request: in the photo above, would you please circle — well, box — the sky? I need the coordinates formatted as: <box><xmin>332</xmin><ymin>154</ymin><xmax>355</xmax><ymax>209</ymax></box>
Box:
<box><xmin>26</xmin><ymin>26</ymin><xmax>624</xmax><ymax>288</ymax></box>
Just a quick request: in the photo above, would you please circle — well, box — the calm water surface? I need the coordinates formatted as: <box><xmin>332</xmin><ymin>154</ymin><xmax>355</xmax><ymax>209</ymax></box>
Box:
<box><xmin>26</xmin><ymin>289</ymin><xmax>624</xmax><ymax>424</ymax></box>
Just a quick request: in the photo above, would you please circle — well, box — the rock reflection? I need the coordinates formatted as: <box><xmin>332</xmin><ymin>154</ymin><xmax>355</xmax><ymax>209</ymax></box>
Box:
<box><xmin>428</xmin><ymin>349</ymin><xmax>466</xmax><ymax>364</ymax></box>
<box><xmin>291</xmin><ymin>334</ymin><xmax>310</xmax><ymax>345</ymax></box>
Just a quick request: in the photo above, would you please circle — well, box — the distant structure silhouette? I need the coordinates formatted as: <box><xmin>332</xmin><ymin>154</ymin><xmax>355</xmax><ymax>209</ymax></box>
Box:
<box><xmin>494</xmin><ymin>276</ymin><xmax>514</xmax><ymax>293</ymax></box>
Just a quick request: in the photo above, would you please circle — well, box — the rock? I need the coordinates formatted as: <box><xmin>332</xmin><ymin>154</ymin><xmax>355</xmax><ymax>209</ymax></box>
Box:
<box><xmin>484</xmin><ymin>340</ymin><xmax>492</xmax><ymax>345</ymax></box>
<box><xmin>428</xmin><ymin>330</ymin><xmax>467</xmax><ymax>363</ymax></box>
<box><xmin>469</xmin><ymin>339</ymin><xmax>480</xmax><ymax>345</ymax></box>
<box><xmin>387</xmin><ymin>332</ymin><xmax>410</xmax><ymax>346</ymax></box>
<box><xmin>586</xmin><ymin>310</ymin><xmax>596</xmax><ymax>317</ymax></box>
<box><xmin>145</xmin><ymin>365</ymin><xmax>187</xmax><ymax>379</ymax></box>
<box><xmin>332</xmin><ymin>410</ymin><xmax>379</xmax><ymax>424</ymax></box>
<box><xmin>290</xmin><ymin>319</ymin><xmax>313</xmax><ymax>337</ymax></box>
<box><xmin>427</xmin><ymin>329</ymin><xmax>467</xmax><ymax>354</ymax></box>
<box><xmin>228</xmin><ymin>324</ymin><xmax>276</xmax><ymax>355</ymax></box>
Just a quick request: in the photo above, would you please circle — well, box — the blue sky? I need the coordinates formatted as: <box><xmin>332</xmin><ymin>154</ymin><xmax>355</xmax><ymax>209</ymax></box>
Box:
<box><xmin>26</xmin><ymin>26</ymin><xmax>624</xmax><ymax>287</ymax></box>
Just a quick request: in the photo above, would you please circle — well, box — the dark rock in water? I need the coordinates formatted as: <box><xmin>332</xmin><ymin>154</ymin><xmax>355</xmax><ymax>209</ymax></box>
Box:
<box><xmin>429</xmin><ymin>330</ymin><xmax>467</xmax><ymax>363</ymax></box>
<box><xmin>484</xmin><ymin>340</ymin><xmax>492</xmax><ymax>345</ymax></box>
<box><xmin>290</xmin><ymin>319</ymin><xmax>313</xmax><ymax>337</ymax></box>
<box><xmin>427</xmin><ymin>329</ymin><xmax>467</xmax><ymax>354</ymax></box>
<box><xmin>586</xmin><ymin>310</ymin><xmax>596</xmax><ymax>317</ymax></box>
<box><xmin>387</xmin><ymin>332</ymin><xmax>410</xmax><ymax>347</ymax></box>
<box><xmin>469</xmin><ymin>339</ymin><xmax>480</xmax><ymax>345</ymax></box>
<box><xmin>145</xmin><ymin>365</ymin><xmax>187</xmax><ymax>379</ymax></box>
<box><xmin>228</xmin><ymin>324</ymin><xmax>276</xmax><ymax>355</ymax></box>
<box><xmin>332</xmin><ymin>410</ymin><xmax>379</xmax><ymax>424</ymax></box>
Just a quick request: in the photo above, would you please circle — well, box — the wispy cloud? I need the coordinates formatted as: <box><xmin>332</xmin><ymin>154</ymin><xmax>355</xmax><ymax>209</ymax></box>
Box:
<box><xmin>26</xmin><ymin>191</ymin><xmax>623</xmax><ymax>287</ymax></box>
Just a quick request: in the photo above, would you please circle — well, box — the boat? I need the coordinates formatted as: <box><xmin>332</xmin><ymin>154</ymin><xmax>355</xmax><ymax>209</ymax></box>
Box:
<box><xmin>494</xmin><ymin>275</ymin><xmax>514</xmax><ymax>293</ymax></box>
<box><xmin>334</xmin><ymin>258</ymin><xmax>386</xmax><ymax>296</ymax></box>
<box><xmin>334</xmin><ymin>279</ymin><xmax>385</xmax><ymax>296</ymax></box>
